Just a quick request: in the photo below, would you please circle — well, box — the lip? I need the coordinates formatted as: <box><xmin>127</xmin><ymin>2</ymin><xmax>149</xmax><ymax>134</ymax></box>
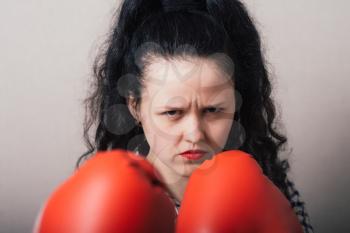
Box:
<box><xmin>180</xmin><ymin>150</ymin><xmax>207</xmax><ymax>160</ymax></box>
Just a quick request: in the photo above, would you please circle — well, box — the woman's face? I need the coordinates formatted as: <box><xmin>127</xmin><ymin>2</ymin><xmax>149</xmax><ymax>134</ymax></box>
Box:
<box><xmin>128</xmin><ymin>56</ymin><xmax>235</xmax><ymax>181</ymax></box>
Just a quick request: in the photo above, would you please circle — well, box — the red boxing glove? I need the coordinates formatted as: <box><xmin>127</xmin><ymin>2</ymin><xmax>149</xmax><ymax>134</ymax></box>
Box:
<box><xmin>176</xmin><ymin>150</ymin><xmax>303</xmax><ymax>233</ymax></box>
<box><xmin>33</xmin><ymin>149</ymin><xmax>176</xmax><ymax>233</ymax></box>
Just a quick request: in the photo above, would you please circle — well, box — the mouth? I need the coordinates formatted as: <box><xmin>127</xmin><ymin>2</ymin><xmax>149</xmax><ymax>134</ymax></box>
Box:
<box><xmin>179</xmin><ymin>150</ymin><xmax>207</xmax><ymax>160</ymax></box>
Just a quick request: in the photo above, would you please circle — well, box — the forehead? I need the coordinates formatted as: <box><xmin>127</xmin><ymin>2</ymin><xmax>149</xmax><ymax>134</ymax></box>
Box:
<box><xmin>142</xmin><ymin>56</ymin><xmax>233</xmax><ymax>100</ymax></box>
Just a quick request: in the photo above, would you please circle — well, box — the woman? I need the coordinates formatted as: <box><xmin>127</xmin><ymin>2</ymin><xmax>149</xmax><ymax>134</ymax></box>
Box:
<box><xmin>77</xmin><ymin>0</ymin><xmax>313</xmax><ymax>232</ymax></box>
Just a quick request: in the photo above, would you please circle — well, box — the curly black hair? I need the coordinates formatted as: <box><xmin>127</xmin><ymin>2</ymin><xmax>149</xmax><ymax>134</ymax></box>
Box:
<box><xmin>76</xmin><ymin>0</ymin><xmax>313</xmax><ymax>232</ymax></box>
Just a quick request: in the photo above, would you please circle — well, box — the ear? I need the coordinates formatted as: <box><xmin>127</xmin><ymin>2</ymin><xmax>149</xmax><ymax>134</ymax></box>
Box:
<box><xmin>127</xmin><ymin>95</ymin><xmax>140</xmax><ymax>121</ymax></box>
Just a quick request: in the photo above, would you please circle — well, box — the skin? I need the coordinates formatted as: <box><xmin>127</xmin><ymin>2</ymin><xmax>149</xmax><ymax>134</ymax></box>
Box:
<box><xmin>127</xmin><ymin>55</ymin><xmax>235</xmax><ymax>202</ymax></box>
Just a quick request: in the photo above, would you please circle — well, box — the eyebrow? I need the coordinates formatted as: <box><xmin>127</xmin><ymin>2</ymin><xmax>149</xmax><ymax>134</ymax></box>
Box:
<box><xmin>157</xmin><ymin>102</ymin><xmax>227</xmax><ymax>109</ymax></box>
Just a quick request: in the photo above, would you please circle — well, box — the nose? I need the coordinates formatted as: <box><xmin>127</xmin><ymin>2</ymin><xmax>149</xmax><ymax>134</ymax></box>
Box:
<box><xmin>183</xmin><ymin>113</ymin><xmax>205</xmax><ymax>144</ymax></box>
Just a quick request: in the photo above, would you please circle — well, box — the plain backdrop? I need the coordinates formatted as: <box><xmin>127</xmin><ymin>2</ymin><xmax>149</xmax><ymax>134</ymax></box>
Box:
<box><xmin>1</xmin><ymin>0</ymin><xmax>349</xmax><ymax>232</ymax></box>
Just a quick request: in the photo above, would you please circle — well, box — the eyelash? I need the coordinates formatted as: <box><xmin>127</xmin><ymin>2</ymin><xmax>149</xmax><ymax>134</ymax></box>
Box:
<box><xmin>163</xmin><ymin>107</ymin><xmax>222</xmax><ymax>118</ymax></box>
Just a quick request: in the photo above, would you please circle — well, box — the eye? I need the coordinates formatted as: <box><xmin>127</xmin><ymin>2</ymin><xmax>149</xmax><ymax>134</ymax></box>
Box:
<box><xmin>163</xmin><ymin>110</ymin><xmax>182</xmax><ymax>118</ymax></box>
<box><xmin>204</xmin><ymin>107</ymin><xmax>221</xmax><ymax>114</ymax></box>
<box><xmin>162</xmin><ymin>107</ymin><xmax>222</xmax><ymax>119</ymax></box>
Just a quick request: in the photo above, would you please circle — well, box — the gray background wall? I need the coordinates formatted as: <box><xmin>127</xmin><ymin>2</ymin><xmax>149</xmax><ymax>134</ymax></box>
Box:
<box><xmin>1</xmin><ymin>0</ymin><xmax>349</xmax><ymax>232</ymax></box>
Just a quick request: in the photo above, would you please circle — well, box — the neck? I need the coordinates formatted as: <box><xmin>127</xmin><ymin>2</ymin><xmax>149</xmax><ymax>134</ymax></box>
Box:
<box><xmin>146</xmin><ymin>153</ymin><xmax>189</xmax><ymax>203</ymax></box>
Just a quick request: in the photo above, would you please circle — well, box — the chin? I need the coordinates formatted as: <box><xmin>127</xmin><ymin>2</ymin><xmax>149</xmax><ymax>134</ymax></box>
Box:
<box><xmin>178</xmin><ymin>171</ymin><xmax>192</xmax><ymax>178</ymax></box>
<box><xmin>176</xmin><ymin>163</ymin><xmax>200</xmax><ymax>177</ymax></box>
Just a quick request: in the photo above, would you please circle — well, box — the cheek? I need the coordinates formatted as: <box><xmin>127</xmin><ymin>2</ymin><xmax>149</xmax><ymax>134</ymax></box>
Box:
<box><xmin>144</xmin><ymin>112</ymin><xmax>182</xmax><ymax>145</ymax></box>
<box><xmin>142</xmin><ymin>117</ymin><xmax>178</xmax><ymax>156</ymax></box>
<box><xmin>152</xmin><ymin>114</ymin><xmax>181</xmax><ymax>136</ymax></box>
<box><xmin>206</xmin><ymin>119</ymin><xmax>233</xmax><ymax>149</ymax></box>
